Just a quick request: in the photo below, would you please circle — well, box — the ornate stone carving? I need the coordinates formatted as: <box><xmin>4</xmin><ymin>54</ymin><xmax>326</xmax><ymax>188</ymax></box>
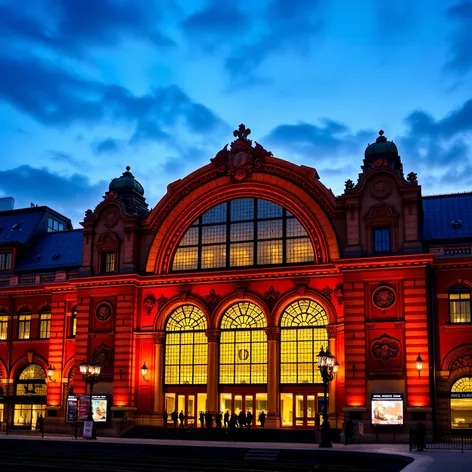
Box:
<box><xmin>450</xmin><ymin>353</ymin><xmax>472</xmax><ymax>372</ymax></box>
<box><xmin>372</xmin><ymin>158</ymin><xmax>388</xmax><ymax>168</ymax></box>
<box><xmin>104</xmin><ymin>191</ymin><xmax>118</xmax><ymax>201</ymax></box>
<box><xmin>143</xmin><ymin>295</ymin><xmax>157</xmax><ymax>315</ymax></box>
<box><xmin>157</xmin><ymin>294</ymin><xmax>168</xmax><ymax>309</ymax></box>
<box><xmin>103</xmin><ymin>209</ymin><xmax>119</xmax><ymax>229</ymax></box>
<box><xmin>178</xmin><ymin>290</ymin><xmax>190</xmax><ymax>301</ymax></box>
<box><xmin>373</xmin><ymin>286</ymin><xmax>396</xmax><ymax>309</ymax></box>
<box><xmin>326</xmin><ymin>325</ymin><xmax>337</xmax><ymax>339</ymax></box>
<box><xmin>334</xmin><ymin>284</ymin><xmax>344</xmax><ymax>305</ymax></box>
<box><xmin>296</xmin><ymin>284</ymin><xmax>307</xmax><ymax>296</ymax></box>
<box><xmin>265</xmin><ymin>327</ymin><xmax>281</xmax><ymax>341</ymax></box>
<box><xmin>95</xmin><ymin>302</ymin><xmax>113</xmax><ymax>322</ymax></box>
<box><xmin>153</xmin><ymin>331</ymin><xmax>166</xmax><ymax>344</ymax></box>
<box><xmin>344</xmin><ymin>179</ymin><xmax>355</xmax><ymax>192</ymax></box>
<box><xmin>205</xmin><ymin>289</ymin><xmax>221</xmax><ymax>312</ymax></box>
<box><xmin>211</xmin><ymin>124</ymin><xmax>272</xmax><ymax>182</ymax></box>
<box><xmin>371</xmin><ymin>334</ymin><xmax>400</xmax><ymax>364</ymax></box>
<box><xmin>205</xmin><ymin>329</ymin><xmax>221</xmax><ymax>342</ymax></box>
<box><xmin>322</xmin><ymin>285</ymin><xmax>333</xmax><ymax>300</ymax></box>
<box><xmin>236</xmin><ymin>287</ymin><xmax>245</xmax><ymax>299</ymax></box>
<box><xmin>92</xmin><ymin>343</ymin><xmax>114</xmax><ymax>369</ymax></box>
<box><xmin>85</xmin><ymin>209</ymin><xmax>93</xmax><ymax>219</ymax></box>
<box><xmin>264</xmin><ymin>286</ymin><xmax>280</xmax><ymax>307</ymax></box>
<box><xmin>370</xmin><ymin>181</ymin><xmax>392</xmax><ymax>200</ymax></box>
<box><xmin>407</xmin><ymin>172</ymin><xmax>418</xmax><ymax>184</ymax></box>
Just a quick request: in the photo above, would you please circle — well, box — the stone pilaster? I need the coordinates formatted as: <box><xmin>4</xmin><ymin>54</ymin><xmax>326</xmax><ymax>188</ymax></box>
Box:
<box><xmin>205</xmin><ymin>329</ymin><xmax>220</xmax><ymax>414</ymax></box>
<box><xmin>265</xmin><ymin>327</ymin><xmax>281</xmax><ymax>429</ymax></box>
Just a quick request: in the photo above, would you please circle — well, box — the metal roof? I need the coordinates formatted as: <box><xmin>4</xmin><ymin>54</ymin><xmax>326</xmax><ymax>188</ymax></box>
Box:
<box><xmin>15</xmin><ymin>230</ymin><xmax>83</xmax><ymax>272</ymax></box>
<box><xmin>0</xmin><ymin>211</ymin><xmax>44</xmax><ymax>245</ymax></box>
<box><xmin>422</xmin><ymin>193</ymin><xmax>472</xmax><ymax>241</ymax></box>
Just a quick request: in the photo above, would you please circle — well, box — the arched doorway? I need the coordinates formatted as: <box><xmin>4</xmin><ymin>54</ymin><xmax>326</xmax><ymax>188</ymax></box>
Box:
<box><xmin>219</xmin><ymin>302</ymin><xmax>268</xmax><ymax>425</ymax></box>
<box><xmin>451</xmin><ymin>377</ymin><xmax>472</xmax><ymax>429</ymax></box>
<box><xmin>163</xmin><ymin>305</ymin><xmax>208</xmax><ymax>427</ymax></box>
<box><xmin>14</xmin><ymin>364</ymin><xmax>47</xmax><ymax>430</ymax></box>
<box><xmin>279</xmin><ymin>299</ymin><xmax>329</xmax><ymax>428</ymax></box>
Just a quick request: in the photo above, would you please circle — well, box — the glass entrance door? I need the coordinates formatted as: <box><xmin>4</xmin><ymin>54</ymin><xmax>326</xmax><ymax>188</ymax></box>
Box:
<box><xmin>165</xmin><ymin>393</ymin><xmax>197</xmax><ymax>427</ymax></box>
<box><xmin>219</xmin><ymin>393</ymin><xmax>267</xmax><ymax>427</ymax></box>
<box><xmin>285</xmin><ymin>393</ymin><xmax>319</xmax><ymax>428</ymax></box>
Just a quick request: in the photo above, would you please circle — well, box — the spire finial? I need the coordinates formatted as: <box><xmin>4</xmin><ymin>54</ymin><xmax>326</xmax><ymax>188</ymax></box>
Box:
<box><xmin>126</xmin><ymin>165</ymin><xmax>131</xmax><ymax>172</ymax></box>
<box><xmin>379</xmin><ymin>130</ymin><xmax>384</xmax><ymax>136</ymax></box>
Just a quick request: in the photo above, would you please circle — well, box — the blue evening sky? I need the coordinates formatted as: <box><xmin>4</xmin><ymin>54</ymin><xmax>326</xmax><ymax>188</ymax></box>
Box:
<box><xmin>1</xmin><ymin>0</ymin><xmax>472</xmax><ymax>226</ymax></box>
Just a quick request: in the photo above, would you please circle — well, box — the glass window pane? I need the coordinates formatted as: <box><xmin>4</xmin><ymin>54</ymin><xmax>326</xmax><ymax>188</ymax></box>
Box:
<box><xmin>202</xmin><ymin>225</ymin><xmax>226</xmax><ymax>244</ymax></box>
<box><xmin>257</xmin><ymin>240</ymin><xmax>283</xmax><ymax>265</ymax></box>
<box><xmin>172</xmin><ymin>247</ymin><xmax>198</xmax><ymax>271</ymax></box>
<box><xmin>202</xmin><ymin>203</ymin><xmax>227</xmax><ymax>224</ymax></box>
<box><xmin>230</xmin><ymin>199</ymin><xmax>254</xmax><ymax>221</ymax></box>
<box><xmin>201</xmin><ymin>244</ymin><xmax>226</xmax><ymax>269</ymax></box>
<box><xmin>258</xmin><ymin>200</ymin><xmax>283</xmax><ymax>219</ymax></box>
<box><xmin>286</xmin><ymin>238</ymin><xmax>314</xmax><ymax>263</ymax></box>
<box><xmin>286</xmin><ymin>218</ymin><xmax>308</xmax><ymax>237</ymax></box>
<box><xmin>180</xmin><ymin>227</ymin><xmax>199</xmax><ymax>246</ymax></box>
<box><xmin>230</xmin><ymin>222</ymin><xmax>254</xmax><ymax>242</ymax></box>
<box><xmin>230</xmin><ymin>242</ymin><xmax>253</xmax><ymax>267</ymax></box>
<box><xmin>258</xmin><ymin>220</ymin><xmax>282</xmax><ymax>240</ymax></box>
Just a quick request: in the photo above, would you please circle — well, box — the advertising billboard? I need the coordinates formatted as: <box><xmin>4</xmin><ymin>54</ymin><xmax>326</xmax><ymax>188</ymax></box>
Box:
<box><xmin>66</xmin><ymin>396</ymin><xmax>78</xmax><ymax>422</ymax></box>
<box><xmin>371</xmin><ymin>393</ymin><xmax>403</xmax><ymax>425</ymax></box>
<box><xmin>70</xmin><ymin>395</ymin><xmax>109</xmax><ymax>422</ymax></box>
<box><xmin>91</xmin><ymin>395</ymin><xmax>108</xmax><ymax>422</ymax></box>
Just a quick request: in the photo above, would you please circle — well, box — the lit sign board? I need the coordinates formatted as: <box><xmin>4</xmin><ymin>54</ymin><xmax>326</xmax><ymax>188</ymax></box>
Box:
<box><xmin>371</xmin><ymin>393</ymin><xmax>403</xmax><ymax>426</ymax></box>
<box><xmin>91</xmin><ymin>395</ymin><xmax>108</xmax><ymax>423</ymax></box>
<box><xmin>451</xmin><ymin>393</ymin><xmax>472</xmax><ymax>398</ymax></box>
<box><xmin>67</xmin><ymin>395</ymin><xmax>108</xmax><ymax>423</ymax></box>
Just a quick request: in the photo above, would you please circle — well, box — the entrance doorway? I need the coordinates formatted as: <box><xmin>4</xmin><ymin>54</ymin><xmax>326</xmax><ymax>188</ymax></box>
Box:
<box><xmin>451</xmin><ymin>377</ymin><xmax>472</xmax><ymax>429</ymax></box>
<box><xmin>165</xmin><ymin>393</ymin><xmax>207</xmax><ymax>427</ymax></box>
<box><xmin>219</xmin><ymin>393</ymin><xmax>267</xmax><ymax>427</ymax></box>
<box><xmin>280</xmin><ymin>393</ymin><xmax>325</xmax><ymax>428</ymax></box>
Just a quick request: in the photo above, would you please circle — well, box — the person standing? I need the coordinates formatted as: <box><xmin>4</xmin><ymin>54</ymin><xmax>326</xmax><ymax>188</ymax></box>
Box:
<box><xmin>345</xmin><ymin>417</ymin><xmax>354</xmax><ymax>445</ymax></box>
<box><xmin>171</xmin><ymin>410</ymin><xmax>178</xmax><ymax>428</ymax></box>
<box><xmin>246</xmin><ymin>411</ymin><xmax>253</xmax><ymax>429</ymax></box>
<box><xmin>36</xmin><ymin>414</ymin><xmax>44</xmax><ymax>438</ymax></box>
<box><xmin>216</xmin><ymin>411</ymin><xmax>223</xmax><ymax>428</ymax></box>
<box><xmin>179</xmin><ymin>410</ymin><xmax>185</xmax><ymax>428</ymax></box>
<box><xmin>199</xmin><ymin>411</ymin><xmax>205</xmax><ymax>428</ymax></box>
<box><xmin>238</xmin><ymin>411</ymin><xmax>246</xmax><ymax>429</ymax></box>
<box><xmin>258</xmin><ymin>411</ymin><xmax>266</xmax><ymax>429</ymax></box>
<box><xmin>224</xmin><ymin>411</ymin><xmax>230</xmax><ymax>429</ymax></box>
<box><xmin>162</xmin><ymin>410</ymin><xmax>168</xmax><ymax>428</ymax></box>
<box><xmin>417</xmin><ymin>421</ymin><xmax>426</xmax><ymax>451</ymax></box>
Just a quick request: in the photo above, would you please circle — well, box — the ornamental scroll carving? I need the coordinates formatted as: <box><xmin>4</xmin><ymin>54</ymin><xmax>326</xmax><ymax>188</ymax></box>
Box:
<box><xmin>326</xmin><ymin>325</ymin><xmax>337</xmax><ymax>339</ymax></box>
<box><xmin>205</xmin><ymin>329</ymin><xmax>221</xmax><ymax>343</ymax></box>
<box><xmin>373</xmin><ymin>286</ymin><xmax>396</xmax><ymax>309</ymax></box>
<box><xmin>153</xmin><ymin>332</ymin><xmax>166</xmax><ymax>344</ymax></box>
<box><xmin>264</xmin><ymin>286</ymin><xmax>280</xmax><ymax>308</ymax></box>
<box><xmin>265</xmin><ymin>327</ymin><xmax>281</xmax><ymax>341</ymax></box>
<box><xmin>371</xmin><ymin>334</ymin><xmax>400</xmax><ymax>364</ymax></box>
<box><xmin>205</xmin><ymin>289</ymin><xmax>221</xmax><ymax>313</ymax></box>
<box><xmin>95</xmin><ymin>302</ymin><xmax>113</xmax><ymax>322</ymax></box>
<box><xmin>322</xmin><ymin>285</ymin><xmax>333</xmax><ymax>300</ymax></box>
<box><xmin>92</xmin><ymin>343</ymin><xmax>114</xmax><ymax>369</ymax></box>
<box><xmin>334</xmin><ymin>284</ymin><xmax>344</xmax><ymax>306</ymax></box>
<box><xmin>450</xmin><ymin>353</ymin><xmax>472</xmax><ymax>372</ymax></box>
<box><xmin>370</xmin><ymin>181</ymin><xmax>392</xmax><ymax>200</ymax></box>
<box><xmin>157</xmin><ymin>294</ymin><xmax>168</xmax><ymax>309</ymax></box>
<box><xmin>143</xmin><ymin>295</ymin><xmax>157</xmax><ymax>315</ymax></box>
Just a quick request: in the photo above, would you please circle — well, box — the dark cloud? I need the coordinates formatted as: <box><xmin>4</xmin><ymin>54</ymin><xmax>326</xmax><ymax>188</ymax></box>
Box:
<box><xmin>0</xmin><ymin>54</ymin><xmax>229</xmax><ymax>143</ymax></box>
<box><xmin>48</xmin><ymin>151</ymin><xmax>88</xmax><ymax>171</ymax></box>
<box><xmin>92</xmin><ymin>138</ymin><xmax>120</xmax><ymax>155</ymax></box>
<box><xmin>445</xmin><ymin>1</ymin><xmax>472</xmax><ymax>74</ymax></box>
<box><xmin>225</xmin><ymin>0</ymin><xmax>324</xmax><ymax>82</ymax></box>
<box><xmin>0</xmin><ymin>0</ymin><xmax>175</xmax><ymax>58</ymax></box>
<box><xmin>264</xmin><ymin>119</ymin><xmax>373</xmax><ymax>163</ymax></box>
<box><xmin>0</xmin><ymin>165</ymin><xmax>106</xmax><ymax>225</ymax></box>
<box><xmin>182</xmin><ymin>1</ymin><xmax>251</xmax><ymax>52</ymax></box>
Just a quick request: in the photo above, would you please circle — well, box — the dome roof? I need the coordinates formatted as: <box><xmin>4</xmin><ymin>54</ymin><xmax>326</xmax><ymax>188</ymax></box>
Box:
<box><xmin>109</xmin><ymin>166</ymin><xmax>144</xmax><ymax>196</ymax></box>
<box><xmin>365</xmin><ymin>130</ymin><xmax>398</xmax><ymax>158</ymax></box>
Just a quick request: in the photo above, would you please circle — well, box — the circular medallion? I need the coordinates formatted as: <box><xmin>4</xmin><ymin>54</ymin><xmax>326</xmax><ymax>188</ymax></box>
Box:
<box><xmin>96</xmin><ymin>302</ymin><xmax>112</xmax><ymax>322</ymax></box>
<box><xmin>372</xmin><ymin>286</ymin><xmax>396</xmax><ymax>309</ymax></box>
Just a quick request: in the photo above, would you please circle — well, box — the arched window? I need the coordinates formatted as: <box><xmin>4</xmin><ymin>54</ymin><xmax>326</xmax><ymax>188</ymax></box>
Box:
<box><xmin>16</xmin><ymin>364</ymin><xmax>46</xmax><ymax>396</ymax></box>
<box><xmin>280</xmin><ymin>300</ymin><xmax>329</xmax><ymax>384</ymax></box>
<box><xmin>164</xmin><ymin>306</ymin><xmax>208</xmax><ymax>385</ymax></box>
<box><xmin>452</xmin><ymin>377</ymin><xmax>472</xmax><ymax>393</ymax></box>
<box><xmin>172</xmin><ymin>198</ymin><xmax>314</xmax><ymax>271</ymax></box>
<box><xmin>220</xmin><ymin>302</ymin><xmax>267</xmax><ymax>384</ymax></box>
<box><xmin>451</xmin><ymin>377</ymin><xmax>472</xmax><ymax>429</ymax></box>
<box><xmin>449</xmin><ymin>286</ymin><xmax>471</xmax><ymax>323</ymax></box>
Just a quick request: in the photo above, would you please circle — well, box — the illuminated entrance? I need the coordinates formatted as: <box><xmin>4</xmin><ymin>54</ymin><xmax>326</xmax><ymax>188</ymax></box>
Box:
<box><xmin>451</xmin><ymin>377</ymin><xmax>472</xmax><ymax>429</ymax></box>
<box><xmin>164</xmin><ymin>392</ymin><xmax>207</xmax><ymax>427</ymax></box>
<box><xmin>219</xmin><ymin>392</ymin><xmax>267</xmax><ymax>425</ymax></box>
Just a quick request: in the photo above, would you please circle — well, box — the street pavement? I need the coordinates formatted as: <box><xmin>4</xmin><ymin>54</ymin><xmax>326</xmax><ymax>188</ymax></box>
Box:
<box><xmin>0</xmin><ymin>433</ymin><xmax>470</xmax><ymax>471</ymax></box>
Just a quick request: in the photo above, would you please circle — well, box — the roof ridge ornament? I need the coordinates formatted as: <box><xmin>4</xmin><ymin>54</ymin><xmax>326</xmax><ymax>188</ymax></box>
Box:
<box><xmin>211</xmin><ymin>124</ymin><xmax>272</xmax><ymax>182</ymax></box>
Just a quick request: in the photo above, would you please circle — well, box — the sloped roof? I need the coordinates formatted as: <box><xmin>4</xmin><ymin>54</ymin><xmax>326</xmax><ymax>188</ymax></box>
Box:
<box><xmin>422</xmin><ymin>193</ymin><xmax>472</xmax><ymax>241</ymax></box>
<box><xmin>0</xmin><ymin>211</ymin><xmax>44</xmax><ymax>245</ymax></box>
<box><xmin>16</xmin><ymin>230</ymin><xmax>83</xmax><ymax>272</ymax></box>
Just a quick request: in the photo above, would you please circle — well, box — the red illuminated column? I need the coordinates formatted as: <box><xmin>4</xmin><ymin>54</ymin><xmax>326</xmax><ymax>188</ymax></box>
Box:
<box><xmin>327</xmin><ymin>325</ymin><xmax>337</xmax><ymax>420</ymax></box>
<box><xmin>205</xmin><ymin>329</ymin><xmax>220</xmax><ymax>414</ymax></box>
<box><xmin>266</xmin><ymin>327</ymin><xmax>281</xmax><ymax>429</ymax></box>
<box><xmin>153</xmin><ymin>331</ymin><xmax>166</xmax><ymax>424</ymax></box>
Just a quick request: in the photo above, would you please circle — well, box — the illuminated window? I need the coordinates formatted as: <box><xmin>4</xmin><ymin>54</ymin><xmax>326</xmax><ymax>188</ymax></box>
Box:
<box><xmin>0</xmin><ymin>252</ymin><xmax>12</xmax><ymax>271</ymax></box>
<box><xmin>172</xmin><ymin>198</ymin><xmax>314</xmax><ymax>271</ymax></box>
<box><xmin>164</xmin><ymin>305</ymin><xmax>208</xmax><ymax>385</ymax></box>
<box><xmin>47</xmin><ymin>218</ymin><xmax>64</xmax><ymax>232</ymax></box>
<box><xmin>71</xmin><ymin>307</ymin><xmax>77</xmax><ymax>338</ymax></box>
<box><xmin>16</xmin><ymin>364</ymin><xmax>47</xmax><ymax>396</ymax></box>
<box><xmin>220</xmin><ymin>302</ymin><xmax>267</xmax><ymax>384</ymax></box>
<box><xmin>374</xmin><ymin>228</ymin><xmax>390</xmax><ymax>253</ymax></box>
<box><xmin>280</xmin><ymin>300</ymin><xmax>329</xmax><ymax>384</ymax></box>
<box><xmin>103</xmin><ymin>252</ymin><xmax>116</xmax><ymax>273</ymax></box>
<box><xmin>18</xmin><ymin>310</ymin><xmax>32</xmax><ymax>340</ymax></box>
<box><xmin>39</xmin><ymin>310</ymin><xmax>51</xmax><ymax>339</ymax></box>
<box><xmin>0</xmin><ymin>311</ymin><xmax>8</xmax><ymax>340</ymax></box>
<box><xmin>449</xmin><ymin>286</ymin><xmax>471</xmax><ymax>323</ymax></box>
<box><xmin>452</xmin><ymin>377</ymin><xmax>472</xmax><ymax>392</ymax></box>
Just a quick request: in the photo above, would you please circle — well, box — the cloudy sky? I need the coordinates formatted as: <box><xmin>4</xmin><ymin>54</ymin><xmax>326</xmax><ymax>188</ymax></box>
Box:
<box><xmin>1</xmin><ymin>0</ymin><xmax>472</xmax><ymax>226</ymax></box>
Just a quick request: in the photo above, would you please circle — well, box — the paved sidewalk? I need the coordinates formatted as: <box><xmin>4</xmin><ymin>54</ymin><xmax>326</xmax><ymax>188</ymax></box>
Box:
<box><xmin>1</xmin><ymin>433</ymin><xmax>470</xmax><ymax>471</ymax></box>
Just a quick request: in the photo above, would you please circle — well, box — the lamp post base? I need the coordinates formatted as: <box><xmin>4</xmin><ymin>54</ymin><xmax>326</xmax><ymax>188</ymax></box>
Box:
<box><xmin>319</xmin><ymin>417</ymin><xmax>333</xmax><ymax>448</ymax></box>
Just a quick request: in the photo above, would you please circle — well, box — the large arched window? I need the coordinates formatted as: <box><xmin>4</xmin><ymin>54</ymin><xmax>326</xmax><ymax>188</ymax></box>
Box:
<box><xmin>220</xmin><ymin>302</ymin><xmax>267</xmax><ymax>384</ymax></box>
<box><xmin>164</xmin><ymin>306</ymin><xmax>208</xmax><ymax>385</ymax></box>
<box><xmin>451</xmin><ymin>377</ymin><xmax>472</xmax><ymax>429</ymax></box>
<box><xmin>449</xmin><ymin>286</ymin><xmax>471</xmax><ymax>323</ymax></box>
<box><xmin>280</xmin><ymin>300</ymin><xmax>329</xmax><ymax>384</ymax></box>
<box><xmin>16</xmin><ymin>364</ymin><xmax>47</xmax><ymax>396</ymax></box>
<box><xmin>172</xmin><ymin>198</ymin><xmax>314</xmax><ymax>271</ymax></box>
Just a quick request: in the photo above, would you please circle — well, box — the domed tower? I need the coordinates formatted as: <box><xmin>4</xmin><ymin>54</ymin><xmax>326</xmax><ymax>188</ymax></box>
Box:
<box><xmin>362</xmin><ymin>130</ymin><xmax>404</xmax><ymax>175</ymax></box>
<box><xmin>108</xmin><ymin>166</ymin><xmax>149</xmax><ymax>218</ymax></box>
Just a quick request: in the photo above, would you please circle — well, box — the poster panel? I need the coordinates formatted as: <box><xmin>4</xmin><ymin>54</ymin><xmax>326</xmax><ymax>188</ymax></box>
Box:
<box><xmin>91</xmin><ymin>395</ymin><xmax>108</xmax><ymax>422</ymax></box>
<box><xmin>66</xmin><ymin>396</ymin><xmax>78</xmax><ymax>422</ymax></box>
<box><xmin>371</xmin><ymin>393</ymin><xmax>403</xmax><ymax>425</ymax></box>
<box><xmin>83</xmin><ymin>421</ymin><xmax>93</xmax><ymax>439</ymax></box>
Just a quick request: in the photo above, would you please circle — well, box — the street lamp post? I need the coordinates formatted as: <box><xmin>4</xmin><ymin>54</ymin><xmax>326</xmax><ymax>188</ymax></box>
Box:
<box><xmin>317</xmin><ymin>346</ymin><xmax>339</xmax><ymax>448</ymax></box>
<box><xmin>79</xmin><ymin>361</ymin><xmax>101</xmax><ymax>440</ymax></box>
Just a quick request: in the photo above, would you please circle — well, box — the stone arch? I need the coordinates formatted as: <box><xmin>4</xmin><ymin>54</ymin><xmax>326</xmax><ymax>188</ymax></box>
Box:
<box><xmin>146</xmin><ymin>172</ymin><xmax>339</xmax><ymax>274</ymax></box>
<box><xmin>154</xmin><ymin>296</ymin><xmax>211</xmax><ymax>332</ymax></box>
<box><xmin>10</xmin><ymin>356</ymin><xmax>48</xmax><ymax>380</ymax></box>
<box><xmin>63</xmin><ymin>356</ymin><xmax>76</xmax><ymax>379</ymax></box>
<box><xmin>272</xmin><ymin>288</ymin><xmax>338</xmax><ymax>327</ymax></box>
<box><xmin>0</xmin><ymin>357</ymin><xmax>7</xmax><ymax>380</ymax></box>
<box><xmin>212</xmin><ymin>292</ymin><xmax>271</xmax><ymax>330</ymax></box>
<box><xmin>17</xmin><ymin>304</ymin><xmax>33</xmax><ymax>314</ymax></box>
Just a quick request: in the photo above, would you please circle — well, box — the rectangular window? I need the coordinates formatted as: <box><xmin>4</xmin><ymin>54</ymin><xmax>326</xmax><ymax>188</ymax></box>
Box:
<box><xmin>0</xmin><ymin>252</ymin><xmax>12</xmax><ymax>271</ymax></box>
<box><xmin>71</xmin><ymin>313</ymin><xmax>77</xmax><ymax>338</ymax></box>
<box><xmin>0</xmin><ymin>315</ymin><xmax>8</xmax><ymax>340</ymax></box>
<box><xmin>450</xmin><ymin>291</ymin><xmax>471</xmax><ymax>323</ymax></box>
<box><xmin>374</xmin><ymin>228</ymin><xmax>390</xmax><ymax>253</ymax></box>
<box><xmin>39</xmin><ymin>313</ymin><xmax>51</xmax><ymax>339</ymax></box>
<box><xmin>104</xmin><ymin>252</ymin><xmax>116</xmax><ymax>273</ymax></box>
<box><xmin>18</xmin><ymin>315</ymin><xmax>32</xmax><ymax>340</ymax></box>
<box><xmin>47</xmin><ymin>218</ymin><xmax>64</xmax><ymax>232</ymax></box>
